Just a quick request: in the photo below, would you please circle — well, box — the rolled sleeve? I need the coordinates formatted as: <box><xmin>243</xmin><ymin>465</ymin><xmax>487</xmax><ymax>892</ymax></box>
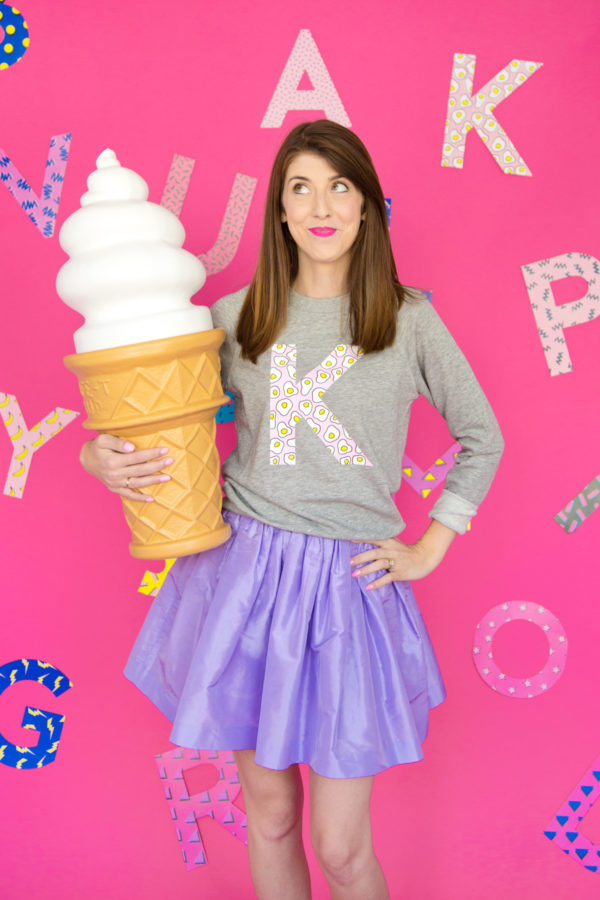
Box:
<box><xmin>408</xmin><ymin>298</ymin><xmax>505</xmax><ymax>531</ymax></box>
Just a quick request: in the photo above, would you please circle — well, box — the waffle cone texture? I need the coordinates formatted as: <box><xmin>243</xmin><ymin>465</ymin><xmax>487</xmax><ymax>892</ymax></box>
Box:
<box><xmin>65</xmin><ymin>329</ymin><xmax>231</xmax><ymax>559</ymax></box>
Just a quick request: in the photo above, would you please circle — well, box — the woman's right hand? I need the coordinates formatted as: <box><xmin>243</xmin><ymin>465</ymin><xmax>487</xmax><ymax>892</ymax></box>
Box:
<box><xmin>79</xmin><ymin>434</ymin><xmax>173</xmax><ymax>503</ymax></box>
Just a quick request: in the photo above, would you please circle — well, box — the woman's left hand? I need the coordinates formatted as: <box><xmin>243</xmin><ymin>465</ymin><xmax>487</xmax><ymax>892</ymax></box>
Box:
<box><xmin>350</xmin><ymin>520</ymin><xmax>457</xmax><ymax>590</ymax></box>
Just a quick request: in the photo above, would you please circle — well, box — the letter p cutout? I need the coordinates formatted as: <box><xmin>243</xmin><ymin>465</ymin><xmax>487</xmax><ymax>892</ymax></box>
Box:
<box><xmin>521</xmin><ymin>252</ymin><xmax>600</xmax><ymax>376</ymax></box>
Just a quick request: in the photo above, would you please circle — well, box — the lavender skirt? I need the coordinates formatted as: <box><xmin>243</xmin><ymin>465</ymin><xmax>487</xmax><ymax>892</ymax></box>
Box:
<box><xmin>124</xmin><ymin>510</ymin><xmax>446</xmax><ymax>779</ymax></box>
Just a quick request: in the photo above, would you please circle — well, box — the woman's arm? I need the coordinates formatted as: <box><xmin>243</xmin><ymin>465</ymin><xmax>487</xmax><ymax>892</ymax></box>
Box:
<box><xmin>80</xmin><ymin>434</ymin><xmax>173</xmax><ymax>503</ymax></box>
<box><xmin>350</xmin><ymin>519</ymin><xmax>457</xmax><ymax>590</ymax></box>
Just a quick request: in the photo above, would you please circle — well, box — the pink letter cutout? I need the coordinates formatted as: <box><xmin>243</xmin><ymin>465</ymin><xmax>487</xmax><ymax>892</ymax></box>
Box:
<box><xmin>261</xmin><ymin>29</ymin><xmax>350</xmax><ymax>128</ymax></box>
<box><xmin>472</xmin><ymin>601</ymin><xmax>567</xmax><ymax>698</ymax></box>
<box><xmin>545</xmin><ymin>755</ymin><xmax>600</xmax><ymax>872</ymax></box>
<box><xmin>441</xmin><ymin>53</ymin><xmax>542</xmax><ymax>175</ymax></box>
<box><xmin>160</xmin><ymin>153</ymin><xmax>195</xmax><ymax>217</ymax></box>
<box><xmin>155</xmin><ymin>747</ymin><xmax>246</xmax><ymax>869</ymax></box>
<box><xmin>160</xmin><ymin>155</ymin><xmax>257</xmax><ymax>276</ymax></box>
<box><xmin>402</xmin><ymin>442</ymin><xmax>461</xmax><ymax>498</ymax></box>
<box><xmin>0</xmin><ymin>393</ymin><xmax>79</xmax><ymax>498</ymax></box>
<box><xmin>0</xmin><ymin>133</ymin><xmax>71</xmax><ymax>237</ymax></box>
<box><xmin>270</xmin><ymin>343</ymin><xmax>372</xmax><ymax>466</ymax></box>
<box><xmin>521</xmin><ymin>252</ymin><xmax>600</xmax><ymax>376</ymax></box>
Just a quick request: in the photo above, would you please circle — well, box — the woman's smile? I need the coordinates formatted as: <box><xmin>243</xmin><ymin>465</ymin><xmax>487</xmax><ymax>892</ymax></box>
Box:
<box><xmin>309</xmin><ymin>227</ymin><xmax>337</xmax><ymax>237</ymax></box>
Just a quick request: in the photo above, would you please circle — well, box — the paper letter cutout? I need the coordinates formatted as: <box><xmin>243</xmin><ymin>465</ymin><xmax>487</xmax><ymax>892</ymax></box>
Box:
<box><xmin>473</xmin><ymin>601</ymin><xmax>567</xmax><ymax>698</ymax></box>
<box><xmin>198</xmin><ymin>174</ymin><xmax>257</xmax><ymax>275</ymax></box>
<box><xmin>402</xmin><ymin>442</ymin><xmax>461</xmax><ymax>498</ymax></box>
<box><xmin>139</xmin><ymin>559</ymin><xmax>176</xmax><ymax>596</ymax></box>
<box><xmin>521</xmin><ymin>252</ymin><xmax>600</xmax><ymax>376</ymax></box>
<box><xmin>261</xmin><ymin>29</ymin><xmax>350</xmax><ymax>128</ymax></box>
<box><xmin>0</xmin><ymin>133</ymin><xmax>71</xmax><ymax>237</ymax></box>
<box><xmin>0</xmin><ymin>1</ymin><xmax>30</xmax><ymax>70</ymax></box>
<box><xmin>155</xmin><ymin>747</ymin><xmax>247</xmax><ymax>869</ymax></box>
<box><xmin>0</xmin><ymin>658</ymin><xmax>72</xmax><ymax>769</ymax></box>
<box><xmin>0</xmin><ymin>393</ymin><xmax>79</xmax><ymax>498</ymax></box>
<box><xmin>441</xmin><ymin>53</ymin><xmax>542</xmax><ymax>175</ymax></box>
<box><xmin>160</xmin><ymin>158</ymin><xmax>257</xmax><ymax>276</ymax></box>
<box><xmin>545</xmin><ymin>755</ymin><xmax>600</xmax><ymax>872</ymax></box>
<box><xmin>215</xmin><ymin>390</ymin><xmax>234</xmax><ymax>422</ymax></box>
<box><xmin>554</xmin><ymin>474</ymin><xmax>600</xmax><ymax>534</ymax></box>
<box><xmin>160</xmin><ymin>154</ymin><xmax>195</xmax><ymax>217</ymax></box>
<box><xmin>270</xmin><ymin>343</ymin><xmax>372</xmax><ymax>466</ymax></box>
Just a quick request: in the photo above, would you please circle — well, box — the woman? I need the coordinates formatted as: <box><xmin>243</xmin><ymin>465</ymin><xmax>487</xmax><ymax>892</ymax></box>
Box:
<box><xmin>81</xmin><ymin>120</ymin><xmax>504</xmax><ymax>899</ymax></box>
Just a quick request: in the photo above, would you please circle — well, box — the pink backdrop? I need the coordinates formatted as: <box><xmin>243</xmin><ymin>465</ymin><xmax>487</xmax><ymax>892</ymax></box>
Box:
<box><xmin>1</xmin><ymin>0</ymin><xmax>599</xmax><ymax>896</ymax></box>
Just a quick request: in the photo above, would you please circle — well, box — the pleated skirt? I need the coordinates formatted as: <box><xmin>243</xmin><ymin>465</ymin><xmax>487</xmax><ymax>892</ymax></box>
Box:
<box><xmin>123</xmin><ymin>509</ymin><xmax>447</xmax><ymax>779</ymax></box>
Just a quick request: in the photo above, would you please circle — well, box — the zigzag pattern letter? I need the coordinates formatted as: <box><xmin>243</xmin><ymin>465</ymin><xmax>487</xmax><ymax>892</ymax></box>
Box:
<box><xmin>0</xmin><ymin>133</ymin><xmax>71</xmax><ymax>237</ymax></box>
<box><xmin>521</xmin><ymin>252</ymin><xmax>600</xmax><ymax>376</ymax></box>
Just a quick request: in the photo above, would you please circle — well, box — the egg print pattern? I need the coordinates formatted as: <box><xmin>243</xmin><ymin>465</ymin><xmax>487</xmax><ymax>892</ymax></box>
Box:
<box><xmin>440</xmin><ymin>53</ymin><xmax>542</xmax><ymax>176</ymax></box>
<box><xmin>269</xmin><ymin>343</ymin><xmax>372</xmax><ymax>466</ymax></box>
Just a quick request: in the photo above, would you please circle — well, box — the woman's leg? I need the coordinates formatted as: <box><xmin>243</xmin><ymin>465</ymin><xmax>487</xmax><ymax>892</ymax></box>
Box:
<box><xmin>234</xmin><ymin>749</ymin><xmax>312</xmax><ymax>899</ymax></box>
<box><xmin>309</xmin><ymin>768</ymin><xmax>390</xmax><ymax>900</ymax></box>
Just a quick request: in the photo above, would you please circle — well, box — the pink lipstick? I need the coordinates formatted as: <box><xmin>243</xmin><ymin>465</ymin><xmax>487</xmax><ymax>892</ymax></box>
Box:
<box><xmin>309</xmin><ymin>227</ymin><xmax>336</xmax><ymax>237</ymax></box>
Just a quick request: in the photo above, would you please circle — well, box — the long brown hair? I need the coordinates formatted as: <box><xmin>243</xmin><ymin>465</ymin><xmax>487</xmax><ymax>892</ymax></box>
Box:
<box><xmin>237</xmin><ymin>119</ymin><xmax>406</xmax><ymax>362</ymax></box>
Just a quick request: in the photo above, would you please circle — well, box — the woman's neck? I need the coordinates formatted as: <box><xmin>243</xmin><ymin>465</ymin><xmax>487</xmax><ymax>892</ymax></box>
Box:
<box><xmin>292</xmin><ymin>262</ymin><xmax>348</xmax><ymax>299</ymax></box>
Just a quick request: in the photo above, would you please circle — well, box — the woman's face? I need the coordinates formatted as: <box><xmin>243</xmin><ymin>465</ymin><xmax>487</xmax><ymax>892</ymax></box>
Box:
<box><xmin>280</xmin><ymin>152</ymin><xmax>364</xmax><ymax>279</ymax></box>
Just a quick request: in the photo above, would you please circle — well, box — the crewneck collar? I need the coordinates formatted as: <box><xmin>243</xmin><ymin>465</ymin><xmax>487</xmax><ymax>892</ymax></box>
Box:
<box><xmin>290</xmin><ymin>288</ymin><xmax>349</xmax><ymax>303</ymax></box>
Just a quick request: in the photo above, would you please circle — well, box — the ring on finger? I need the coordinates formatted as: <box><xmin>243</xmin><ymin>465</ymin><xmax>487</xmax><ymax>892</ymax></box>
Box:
<box><xmin>387</xmin><ymin>558</ymin><xmax>394</xmax><ymax>571</ymax></box>
<box><xmin>125</xmin><ymin>476</ymin><xmax>130</xmax><ymax>489</ymax></box>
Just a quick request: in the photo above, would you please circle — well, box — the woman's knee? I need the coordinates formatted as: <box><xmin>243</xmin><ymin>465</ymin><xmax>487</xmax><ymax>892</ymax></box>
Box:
<box><xmin>311</xmin><ymin>832</ymin><xmax>372</xmax><ymax>886</ymax></box>
<box><xmin>309</xmin><ymin>769</ymin><xmax>375</xmax><ymax>883</ymax></box>
<box><xmin>233</xmin><ymin>750</ymin><xmax>304</xmax><ymax>842</ymax></box>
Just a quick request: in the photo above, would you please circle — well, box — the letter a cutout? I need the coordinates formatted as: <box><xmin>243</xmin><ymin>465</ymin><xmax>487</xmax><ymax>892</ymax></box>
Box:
<box><xmin>441</xmin><ymin>53</ymin><xmax>542</xmax><ymax>175</ymax></box>
<box><xmin>269</xmin><ymin>343</ymin><xmax>372</xmax><ymax>466</ymax></box>
<box><xmin>261</xmin><ymin>29</ymin><xmax>351</xmax><ymax>128</ymax></box>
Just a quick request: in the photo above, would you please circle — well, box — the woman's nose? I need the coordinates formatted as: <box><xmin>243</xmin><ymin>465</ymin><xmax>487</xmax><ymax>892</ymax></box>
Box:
<box><xmin>312</xmin><ymin>190</ymin><xmax>331</xmax><ymax>218</ymax></box>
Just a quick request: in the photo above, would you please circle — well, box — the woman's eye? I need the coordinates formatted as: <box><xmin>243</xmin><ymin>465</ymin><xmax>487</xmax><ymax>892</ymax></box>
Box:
<box><xmin>332</xmin><ymin>181</ymin><xmax>349</xmax><ymax>192</ymax></box>
<box><xmin>292</xmin><ymin>182</ymin><xmax>309</xmax><ymax>194</ymax></box>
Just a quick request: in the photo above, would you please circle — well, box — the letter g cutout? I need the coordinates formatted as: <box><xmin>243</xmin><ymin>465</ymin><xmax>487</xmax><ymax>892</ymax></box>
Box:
<box><xmin>0</xmin><ymin>658</ymin><xmax>72</xmax><ymax>769</ymax></box>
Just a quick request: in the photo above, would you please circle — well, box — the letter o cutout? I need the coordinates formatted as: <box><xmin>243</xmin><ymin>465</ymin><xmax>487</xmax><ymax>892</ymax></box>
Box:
<box><xmin>473</xmin><ymin>601</ymin><xmax>567</xmax><ymax>698</ymax></box>
<box><xmin>0</xmin><ymin>2</ymin><xmax>29</xmax><ymax>71</ymax></box>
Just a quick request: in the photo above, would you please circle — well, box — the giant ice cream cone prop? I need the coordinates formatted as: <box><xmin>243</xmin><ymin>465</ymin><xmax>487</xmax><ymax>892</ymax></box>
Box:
<box><xmin>57</xmin><ymin>149</ymin><xmax>231</xmax><ymax>559</ymax></box>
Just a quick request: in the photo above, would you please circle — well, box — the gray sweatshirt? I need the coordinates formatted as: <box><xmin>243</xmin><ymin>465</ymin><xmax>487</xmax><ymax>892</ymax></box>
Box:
<box><xmin>211</xmin><ymin>286</ymin><xmax>504</xmax><ymax>540</ymax></box>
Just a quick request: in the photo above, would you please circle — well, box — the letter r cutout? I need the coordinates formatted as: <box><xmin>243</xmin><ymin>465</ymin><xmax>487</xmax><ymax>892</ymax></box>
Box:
<box><xmin>269</xmin><ymin>343</ymin><xmax>372</xmax><ymax>466</ymax></box>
